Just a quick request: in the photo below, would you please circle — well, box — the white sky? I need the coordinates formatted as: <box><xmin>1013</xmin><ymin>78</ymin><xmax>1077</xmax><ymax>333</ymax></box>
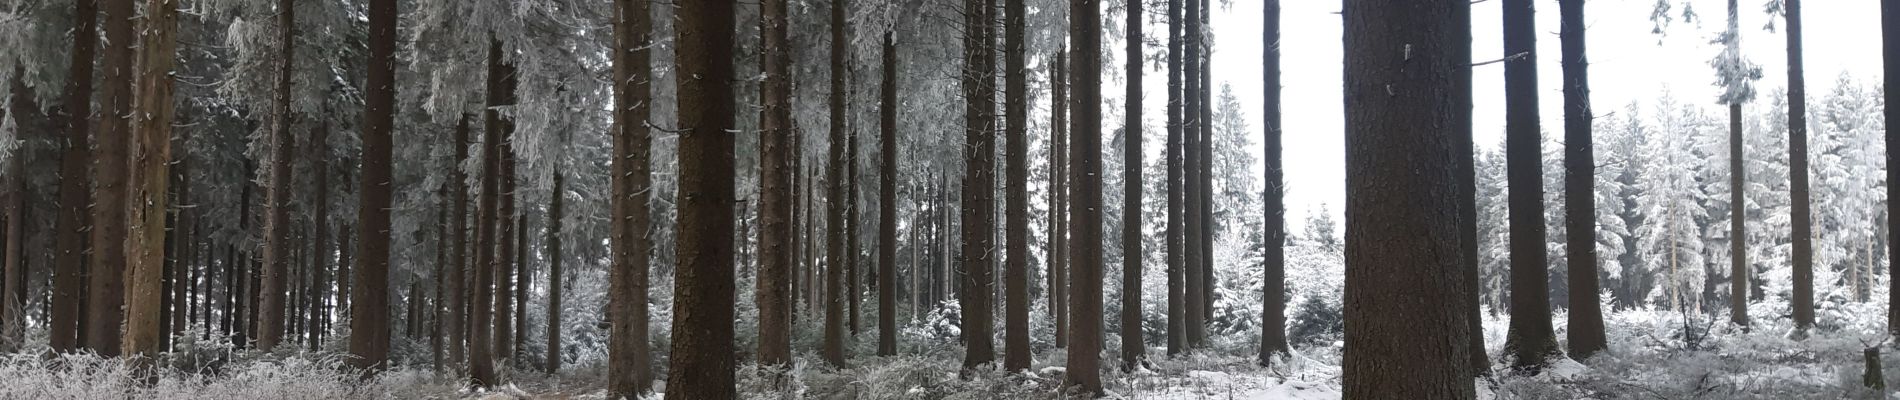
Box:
<box><xmin>1185</xmin><ymin>0</ymin><xmax>1885</xmax><ymax>232</ymax></box>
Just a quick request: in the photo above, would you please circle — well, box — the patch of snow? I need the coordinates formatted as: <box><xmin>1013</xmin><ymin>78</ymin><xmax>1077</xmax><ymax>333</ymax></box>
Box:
<box><xmin>1241</xmin><ymin>380</ymin><xmax>1341</xmax><ymax>400</ymax></box>
<box><xmin>1039</xmin><ymin>366</ymin><xmax>1067</xmax><ymax>376</ymax></box>
<box><xmin>1538</xmin><ymin>357</ymin><xmax>1588</xmax><ymax>381</ymax></box>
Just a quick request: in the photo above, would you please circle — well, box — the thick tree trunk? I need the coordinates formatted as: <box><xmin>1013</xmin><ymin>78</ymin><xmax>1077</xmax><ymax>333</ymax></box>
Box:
<box><xmin>124</xmin><ymin>0</ymin><xmax>181</xmax><ymax>376</ymax></box>
<box><xmin>825</xmin><ymin>0</ymin><xmax>852</xmax><ymax>368</ymax></box>
<box><xmin>1002</xmin><ymin>0</ymin><xmax>1032</xmax><ymax>372</ymax></box>
<box><xmin>608</xmin><ymin>0</ymin><xmax>655</xmax><ymax>394</ymax></box>
<box><xmin>1181</xmin><ymin>0</ymin><xmax>1206</xmax><ymax>348</ymax></box>
<box><xmin>258</xmin><ymin>0</ymin><xmax>298</xmax><ymax>352</ymax></box>
<box><xmin>545</xmin><ymin>171</ymin><xmax>564</xmax><ymax>373</ymax></box>
<box><xmin>350</xmin><ymin>0</ymin><xmax>397</xmax><ymax>375</ymax></box>
<box><xmin>470</xmin><ymin>39</ymin><xmax>506</xmax><ymax>388</ymax></box>
<box><xmin>1050</xmin><ymin>50</ymin><xmax>1069</xmax><ymax>350</ymax></box>
<box><xmin>50</xmin><ymin>0</ymin><xmax>98</xmax><ymax>354</ymax></box>
<box><xmin>1560</xmin><ymin>0</ymin><xmax>1606</xmax><ymax>359</ymax></box>
<box><xmin>1258</xmin><ymin>0</ymin><xmax>1290</xmax><ymax>364</ymax></box>
<box><xmin>1504</xmin><ymin>0</ymin><xmax>1559</xmax><ymax>372</ymax></box>
<box><xmin>1452</xmin><ymin>0</ymin><xmax>1488</xmax><ymax>375</ymax></box>
<box><xmin>1118</xmin><ymin>0</ymin><xmax>1146</xmax><ymax>370</ymax></box>
<box><xmin>447</xmin><ymin>116</ymin><xmax>470</xmax><ymax>367</ymax></box>
<box><xmin>664</xmin><ymin>0</ymin><xmax>739</xmax><ymax>396</ymax></box>
<box><xmin>877</xmin><ymin>31</ymin><xmax>900</xmax><ymax>357</ymax></box>
<box><xmin>1787</xmin><ymin>0</ymin><xmax>1815</xmax><ymax>334</ymax></box>
<box><xmin>1064</xmin><ymin>0</ymin><xmax>1105</xmax><ymax>393</ymax></box>
<box><xmin>496</xmin><ymin>84</ymin><xmax>519</xmax><ymax>365</ymax></box>
<box><xmin>957</xmin><ymin>0</ymin><xmax>998</xmax><ymax>372</ymax></box>
<box><xmin>1164</xmin><ymin>0</ymin><xmax>1184</xmax><ymax>357</ymax></box>
<box><xmin>1341</xmin><ymin>0</ymin><xmax>1476</xmax><ymax>396</ymax></box>
<box><xmin>756</xmin><ymin>0</ymin><xmax>796</xmax><ymax>367</ymax></box>
<box><xmin>88</xmin><ymin>0</ymin><xmax>137</xmax><ymax>356</ymax></box>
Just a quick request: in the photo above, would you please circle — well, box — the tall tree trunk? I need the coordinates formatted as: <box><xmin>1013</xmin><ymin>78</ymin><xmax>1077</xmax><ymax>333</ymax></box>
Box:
<box><xmin>496</xmin><ymin>79</ymin><xmax>519</xmax><ymax>365</ymax></box>
<box><xmin>88</xmin><ymin>0</ymin><xmax>137</xmax><ymax>356</ymax></box>
<box><xmin>124</xmin><ymin>0</ymin><xmax>181</xmax><ymax>376</ymax></box>
<box><xmin>231</xmin><ymin>178</ymin><xmax>253</xmax><ymax>348</ymax></box>
<box><xmin>877</xmin><ymin>31</ymin><xmax>900</xmax><ymax>357</ymax></box>
<box><xmin>1050</xmin><ymin>50</ymin><xmax>1069</xmax><ymax>350</ymax></box>
<box><xmin>665</xmin><ymin>0</ymin><xmax>739</xmax><ymax>396</ymax></box>
<box><xmin>1341</xmin><ymin>0</ymin><xmax>1476</xmax><ymax>396</ymax></box>
<box><xmin>470</xmin><ymin>39</ymin><xmax>506</xmax><ymax>388</ymax></box>
<box><xmin>1258</xmin><ymin>0</ymin><xmax>1290</xmax><ymax>364</ymax></box>
<box><xmin>1118</xmin><ymin>0</ymin><xmax>1146</xmax><ymax>371</ymax></box>
<box><xmin>608</xmin><ymin>0</ymin><xmax>655</xmax><ymax>394</ymax></box>
<box><xmin>1560</xmin><ymin>0</ymin><xmax>1606</xmax><ymax>359</ymax></box>
<box><xmin>3</xmin><ymin>74</ymin><xmax>40</xmax><ymax>349</ymax></box>
<box><xmin>1503</xmin><ymin>0</ymin><xmax>1559</xmax><ymax>373</ymax></box>
<box><xmin>545</xmin><ymin>170</ymin><xmax>564</xmax><ymax>373</ymax></box>
<box><xmin>1003</xmin><ymin>0</ymin><xmax>1031</xmax><ymax>372</ymax></box>
<box><xmin>1181</xmin><ymin>0</ymin><xmax>1206</xmax><ymax>348</ymax></box>
<box><xmin>824</xmin><ymin>0</ymin><xmax>852</xmax><ymax>368</ymax></box>
<box><xmin>1064</xmin><ymin>0</ymin><xmax>1104</xmax><ymax>393</ymax></box>
<box><xmin>1885</xmin><ymin>0</ymin><xmax>1900</xmax><ymax>339</ymax></box>
<box><xmin>1786</xmin><ymin>0</ymin><xmax>1815</xmax><ymax>334</ymax></box>
<box><xmin>258</xmin><ymin>0</ymin><xmax>299</xmax><ymax>352</ymax></box>
<box><xmin>756</xmin><ymin>0</ymin><xmax>796</xmax><ymax>367</ymax></box>
<box><xmin>1165</xmin><ymin>0</ymin><xmax>1184</xmax><ymax>357</ymax></box>
<box><xmin>50</xmin><ymin>0</ymin><xmax>98</xmax><ymax>354</ymax></box>
<box><xmin>512</xmin><ymin>214</ymin><xmax>527</xmax><ymax>361</ymax></box>
<box><xmin>957</xmin><ymin>0</ymin><xmax>997</xmax><ymax>372</ymax></box>
<box><xmin>1453</xmin><ymin>0</ymin><xmax>1488</xmax><ymax>375</ymax></box>
<box><xmin>351</xmin><ymin>0</ymin><xmax>397</xmax><ymax>375</ymax></box>
<box><xmin>847</xmin><ymin>127</ymin><xmax>860</xmax><ymax>338</ymax></box>
<box><xmin>1197</xmin><ymin>0</ymin><xmax>1216</xmax><ymax>323</ymax></box>
<box><xmin>447</xmin><ymin>116</ymin><xmax>470</xmax><ymax>367</ymax></box>
<box><xmin>311</xmin><ymin>122</ymin><xmax>330</xmax><ymax>351</ymax></box>
<box><xmin>167</xmin><ymin>117</ymin><xmax>193</xmax><ymax>348</ymax></box>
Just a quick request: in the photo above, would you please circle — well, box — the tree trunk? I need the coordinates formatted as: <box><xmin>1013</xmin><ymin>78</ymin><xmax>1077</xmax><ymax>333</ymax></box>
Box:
<box><xmin>312</xmin><ymin>122</ymin><xmax>330</xmax><ymax>351</ymax></box>
<box><xmin>88</xmin><ymin>0</ymin><xmax>137</xmax><ymax>356</ymax></box>
<box><xmin>50</xmin><ymin>0</ymin><xmax>98</xmax><ymax>354</ymax></box>
<box><xmin>1258</xmin><ymin>0</ymin><xmax>1290</xmax><ymax>364</ymax></box>
<box><xmin>1064</xmin><ymin>0</ymin><xmax>1105</xmax><ymax>393</ymax></box>
<box><xmin>1181</xmin><ymin>0</ymin><xmax>1206</xmax><ymax>348</ymax></box>
<box><xmin>3</xmin><ymin>73</ymin><xmax>40</xmax><ymax>349</ymax></box>
<box><xmin>958</xmin><ymin>0</ymin><xmax>997</xmax><ymax>372</ymax></box>
<box><xmin>824</xmin><ymin>0</ymin><xmax>852</xmax><ymax>368</ymax></box>
<box><xmin>1197</xmin><ymin>0</ymin><xmax>1216</xmax><ymax>324</ymax></box>
<box><xmin>1165</xmin><ymin>0</ymin><xmax>1184</xmax><ymax>357</ymax></box>
<box><xmin>756</xmin><ymin>0</ymin><xmax>795</xmax><ymax>367</ymax></box>
<box><xmin>1504</xmin><ymin>0</ymin><xmax>1559</xmax><ymax>373</ymax></box>
<box><xmin>1787</xmin><ymin>0</ymin><xmax>1816</xmax><ymax>334</ymax></box>
<box><xmin>847</xmin><ymin>126</ymin><xmax>861</xmax><ymax>338</ymax></box>
<box><xmin>124</xmin><ymin>0</ymin><xmax>181</xmax><ymax>376</ymax></box>
<box><xmin>1118</xmin><ymin>0</ymin><xmax>1146</xmax><ymax>371</ymax></box>
<box><xmin>258</xmin><ymin>0</ymin><xmax>299</xmax><ymax>352</ymax></box>
<box><xmin>609</xmin><ymin>0</ymin><xmax>655</xmax><ymax>394</ymax></box>
<box><xmin>877</xmin><ymin>31</ymin><xmax>900</xmax><ymax>357</ymax></box>
<box><xmin>664</xmin><ymin>0</ymin><xmax>739</xmax><ymax>396</ymax></box>
<box><xmin>168</xmin><ymin>117</ymin><xmax>193</xmax><ymax>348</ymax></box>
<box><xmin>1050</xmin><ymin>50</ymin><xmax>1069</xmax><ymax>350</ymax></box>
<box><xmin>350</xmin><ymin>0</ymin><xmax>397</xmax><ymax>375</ymax></box>
<box><xmin>1886</xmin><ymin>0</ymin><xmax>1900</xmax><ymax>340</ymax></box>
<box><xmin>1002</xmin><ymin>0</ymin><xmax>1032</xmax><ymax>372</ymax></box>
<box><xmin>1560</xmin><ymin>0</ymin><xmax>1606</xmax><ymax>359</ymax></box>
<box><xmin>496</xmin><ymin>80</ymin><xmax>519</xmax><ymax>365</ymax></box>
<box><xmin>513</xmin><ymin>214</ymin><xmax>528</xmax><ymax>361</ymax></box>
<box><xmin>1342</xmin><ymin>0</ymin><xmax>1476</xmax><ymax>396</ymax></box>
<box><xmin>470</xmin><ymin>39</ymin><xmax>506</xmax><ymax>388</ymax></box>
<box><xmin>545</xmin><ymin>170</ymin><xmax>564</xmax><ymax>373</ymax></box>
<box><xmin>447</xmin><ymin>116</ymin><xmax>470</xmax><ymax>367</ymax></box>
<box><xmin>1452</xmin><ymin>0</ymin><xmax>1488</xmax><ymax>376</ymax></box>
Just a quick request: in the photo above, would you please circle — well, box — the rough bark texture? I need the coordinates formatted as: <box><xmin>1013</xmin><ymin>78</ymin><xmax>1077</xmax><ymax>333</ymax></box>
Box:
<box><xmin>1165</xmin><ymin>0</ymin><xmax>1184</xmax><ymax>356</ymax></box>
<box><xmin>545</xmin><ymin>171</ymin><xmax>564</xmax><ymax>373</ymax></box>
<box><xmin>1452</xmin><ymin>0</ymin><xmax>1488</xmax><ymax>376</ymax></box>
<box><xmin>1180</xmin><ymin>0</ymin><xmax>1206</xmax><ymax>349</ymax></box>
<box><xmin>1064</xmin><ymin>0</ymin><xmax>1105</xmax><ymax>394</ymax></box>
<box><xmin>1340</xmin><ymin>0</ymin><xmax>1477</xmax><ymax>397</ymax></box>
<box><xmin>351</xmin><ymin>0</ymin><xmax>397</xmax><ymax>375</ymax></box>
<box><xmin>824</xmin><ymin>0</ymin><xmax>851</xmax><ymax>368</ymax></box>
<box><xmin>877</xmin><ymin>31</ymin><xmax>900</xmax><ymax>357</ymax></box>
<box><xmin>1886</xmin><ymin>0</ymin><xmax>1900</xmax><ymax>339</ymax></box>
<box><xmin>756</xmin><ymin>0</ymin><xmax>795</xmax><ymax>367</ymax></box>
<box><xmin>958</xmin><ymin>0</ymin><xmax>997</xmax><ymax>372</ymax></box>
<box><xmin>1259</xmin><ymin>0</ymin><xmax>1290</xmax><ymax>365</ymax></box>
<box><xmin>1002</xmin><ymin>0</ymin><xmax>1032</xmax><ymax>373</ymax></box>
<box><xmin>470</xmin><ymin>39</ymin><xmax>506</xmax><ymax>388</ymax></box>
<box><xmin>1050</xmin><ymin>50</ymin><xmax>1069</xmax><ymax>350</ymax></box>
<box><xmin>257</xmin><ymin>0</ymin><xmax>298</xmax><ymax>352</ymax></box>
<box><xmin>608</xmin><ymin>0</ymin><xmax>654</xmax><ymax>395</ymax></box>
<box><xmin>50</xmin><ymin>0</ymin><xmax>97</xmax><ymax>354</ymax></box>
<box><xmin>1504</xmin><ymin>0</ymin><xmax>1559</xmax><ymax>373</ymax></box>
<box><xmin>663</xmin><ymin>0</ymin><xmax>739</xmax><ymax>396</ymax></box>
<box><xmin>123</xmin><ymin>0</ymin><xmax>181</xmax><ymax>375</ymax></box>
<box><xmin>1560</xmin><ymin>0</ymin><xmax>1606</xmax><ymax>359</ymax></box>
<box><xmin>1787</xmin><ymin>0</ymin><xmax>1815</xmax><ymax>334</ymax></box>
<box><xmin>1118</xmin><ymin>0</ymin><xmax>1146</xmax><ymax>371</ymax></box>
<box><xmin>88</xmin><ymin>0</ymin><xmax>136</xmax><ymax>356</ymax></box>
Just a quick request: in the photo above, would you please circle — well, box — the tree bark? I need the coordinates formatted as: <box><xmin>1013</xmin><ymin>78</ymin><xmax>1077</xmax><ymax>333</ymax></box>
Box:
<box><xmin>350</xmin><ymin>0</ymin><xmax>397</xmax><ymax>375</ymax></box>
<box><xmin>49</xmin><ymin>0</ymin><xmax>98</xmax><ymax>354</ymax></box>
<box><xmin>608</xmin><ymin>0</ymin><xmax>655</xmax><ymax>394</ymax></box>
<box><xmin>1181</xmin><ymin>0</ymin><xmax>1206</xmax><ymax>348</ymax></box>
<box><xmin>1003</xmin><ymin>0</ymin><xmax>1032</xmax><ymax>372</ymax></box>
<box><xmin>1050</xmin><ymin>49</ymin><xmax>1069</xmax><ymax>350</ymax></box>
<box><xmin>3</xmin><ymin>73</ymin><xmax>40</xmax><ymax>349</ymax></box>
<box><xmin>1503</xmin><ymin>0</ymin><xmax>1559</xmax><ymax>373</ymax></box>
<box><xmin>664</xmin><ymin>0</ymin><xmax>739</xmax><ymax>396</ymax></box>
<box><xmin>1064</xmin><ymin>0</ymin><xmax>1105</xmax><ymax>393</ymax></box>
<box><xmin>88</xmin><ymin>0</ymin><xmax>137</xmax><ymax>356</ymax></box>
<box><xmin>1452</xmin><ymin>0</ymin><xmax>1488</xmax><ymax>376</ymax></box>
<box><xmin>1165</xmin><ymin>0</ymin><xmax>1184</xmax><ymax>357</ymax></box>
<box><xmin>1560</xmin><ymin>0</ymin><xmax>1606</xmax><ymax>359</ymax></box>
<box><xmin>824</xmin><ymin>0</ymin><xmax>852</xmax><ymax>368</ymax></box>
<box><xmin>124</xmin><ymin>0</ymin><xmax>181</xmax><ymax>377</ymax></box>
<box><xmin>469</xmin><ymin>38</ymin><xmax>507</xmax><ymax>388</ymax></box>
<box><xmin>1258</xmin><ymin>0</ymin><xmax>1290</xmax><ymax>364</ymax></box>
<box><xmin>1118</xmin><ymin>0</ymin><xmax>1146</xmax><ymax>371</ymax></box>
<box><xmin>1885</xmin><ymin>0</ymin><xmax>1900</xmax><ymax>340</ymax></box>
<box><xmin>756</xmin><ymin>0</ymin><xmax>796</xmax><ymax>367</ymax></box>
<box><xmin>545</xmin><ymin>170</ymin><xmax>564</xmax><ymax>373</ymax></box>
<box><xmin>1786</xmin><ymin>0</ymin><xmax>1815</xmax><ymax>334</ymax></box>
<box><xmin>877</xmin><ymin>31</ymin><xmax>900</xmax><ymax>358</ymax></box>
<box><xmin>496</xmin><ymin>69</ymin><xmax>520</xmax><ymax>364</ymax></box>
<box><xmin>1197</xmin><ymin>0</ymin><xmax>1216</xmax><ymax>323</ymax></box>
<box><xmin>1341</xmin><ymin>0</ymin><xmax>1477</xmax><ymax>396</ymax></box>
<box><xmin>444</xmin><ymin>116</ymin><xmax>468</xmax><ymax>366</ymax></box>
<box><xmin>958</xmin><ymin>0</ymin><xmax>998</xmax><ymax>372</ymax></box>
<box><xmin>257</xmin><ymin>0</ymin><xmax>298</xmax><ymax>352</ymax></box>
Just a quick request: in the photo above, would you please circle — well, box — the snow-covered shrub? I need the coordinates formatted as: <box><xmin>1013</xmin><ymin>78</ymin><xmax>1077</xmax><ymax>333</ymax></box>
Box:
<box><xmin>1287</xmin><ymin>294</ymin><xmax>1341</xmax><ymax>348</ymax></box>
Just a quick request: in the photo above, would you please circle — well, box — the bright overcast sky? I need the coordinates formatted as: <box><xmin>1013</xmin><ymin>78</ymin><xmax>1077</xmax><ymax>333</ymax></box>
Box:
<box><xmin>1188</xmin><ymin>0</ymin><xmax>1885</xmax><ymax>232</ymax></box>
